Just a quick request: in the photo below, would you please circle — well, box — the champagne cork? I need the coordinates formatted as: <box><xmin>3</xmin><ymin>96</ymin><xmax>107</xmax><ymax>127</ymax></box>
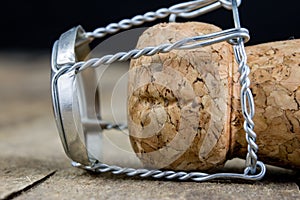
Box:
<box><xmin>128</xmin><ymin>22</ymin><xmax>300</xmax><ymax>171</ymax></box>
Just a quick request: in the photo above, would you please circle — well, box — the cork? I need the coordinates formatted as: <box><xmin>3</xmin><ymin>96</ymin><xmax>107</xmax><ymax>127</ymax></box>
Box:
<box><xmin>231</xmin><ymin>37</ymin><xmax>300</xmax><ymax>170</ymax></box>
<box><xmin>127</xmin><ymin>22</ymin><xmax>300</xmax><ymax>171</ymax></box>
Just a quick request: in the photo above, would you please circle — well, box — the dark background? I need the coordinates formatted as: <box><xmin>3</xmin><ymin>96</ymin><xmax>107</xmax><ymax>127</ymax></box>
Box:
<box><xmin>1</xmin><ymin>0</ymin><xmax>299</xmax><ymax>51</ymax></box>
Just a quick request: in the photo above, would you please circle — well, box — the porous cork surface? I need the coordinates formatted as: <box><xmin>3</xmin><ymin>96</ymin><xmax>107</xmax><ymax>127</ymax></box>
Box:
<box><xmin>128</xmin><ymin>22</ymin><xmax>233</xmax><ymax>171</ymax></box>
<box><xmin>231</xmin><ymin>39</ymin><xmax>300</xmax><ymax>169</ymax></box>
<box><xmin>128</xmin><ymin>22</ymin><xmax>300</xmax><ymax>171</ymax></box>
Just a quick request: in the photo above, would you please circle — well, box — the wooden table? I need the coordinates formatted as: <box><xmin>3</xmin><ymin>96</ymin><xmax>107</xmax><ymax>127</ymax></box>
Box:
<box><xmin>0</xmin><ymin>53</ymin><xmax>299</xmax><ymax>200</ymax></box>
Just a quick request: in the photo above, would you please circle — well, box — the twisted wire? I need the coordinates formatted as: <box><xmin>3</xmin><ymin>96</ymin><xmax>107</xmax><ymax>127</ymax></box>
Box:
<box><xmin>85</xmin><ymin>0</ymin><xmax>242</xmax><ymax>39</ymax></box>
<box><xmin>69</xmin><ymin>26</ymin><xmax>265</xmax><ymax>181</ymax></box>
<box><xmin>66</xmin><ymin>0</ymin><xmax>266</xmax><ymax>181</ymax></box>
<box><xmin>169</xmin><ymin>0</ymin><xmax>242</xmax><ymax>21</ymax></box>
<box><xmin>69</xmin><ymin>28</ymin><xmax>249</xmax><ymax>73</ymax></box>
<box><xmin>73</xmin><ymin>161</ymin><xmax>266</xmax><ymax>182</ymax></box>
<box><xmin>84</xmin><ymin>8</ymin><xmax>171</xmax><ymax>38</ymax></box>
<box><xmin>234</xmin><ymin>43</ymin><xmax>259</xmax><ymax>175</ymax></box>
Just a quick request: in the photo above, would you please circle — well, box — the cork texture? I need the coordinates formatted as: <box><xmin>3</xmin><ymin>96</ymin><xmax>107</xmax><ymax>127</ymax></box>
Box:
<box><xmin>128</xmin><ymin>22</ymin><xmax>233</xmax><ymax>171</ymax></box>
<box><xmin>231</xmin><ymin>39</ymin><xmax>300</xmax><ymax>170</ymax></box>
<box><xmin>128</xmin><ymin>22</ymin><xmax>300</xmax><ymax>171</ymax></box>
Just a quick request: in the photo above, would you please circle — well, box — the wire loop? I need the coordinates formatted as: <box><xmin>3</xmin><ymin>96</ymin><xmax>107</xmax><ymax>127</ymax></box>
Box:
<box><xmin>57</xmin><ymin>0</ymin><xmax>266</xmax><ymax>182</ymax></box>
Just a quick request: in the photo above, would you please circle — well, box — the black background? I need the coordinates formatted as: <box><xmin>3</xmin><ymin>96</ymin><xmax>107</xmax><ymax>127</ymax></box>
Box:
<box><xmin>1</xmin><ymin>0</ymin><xmax>299</xmax><ymax>51</ymax></box>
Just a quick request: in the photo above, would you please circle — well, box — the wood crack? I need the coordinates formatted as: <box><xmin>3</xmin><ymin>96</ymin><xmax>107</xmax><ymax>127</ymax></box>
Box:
<box><xmin>2</xmin><ymin>170</ymin><xmax>56</xmax><ymax>200</ymax></box>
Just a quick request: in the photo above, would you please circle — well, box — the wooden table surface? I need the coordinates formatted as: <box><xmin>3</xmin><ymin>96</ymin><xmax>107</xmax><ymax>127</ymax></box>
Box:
<box><xmin>0</xmin><ymin>53</ymin><xmax>300</xmax><ymax>200</ymax></box>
